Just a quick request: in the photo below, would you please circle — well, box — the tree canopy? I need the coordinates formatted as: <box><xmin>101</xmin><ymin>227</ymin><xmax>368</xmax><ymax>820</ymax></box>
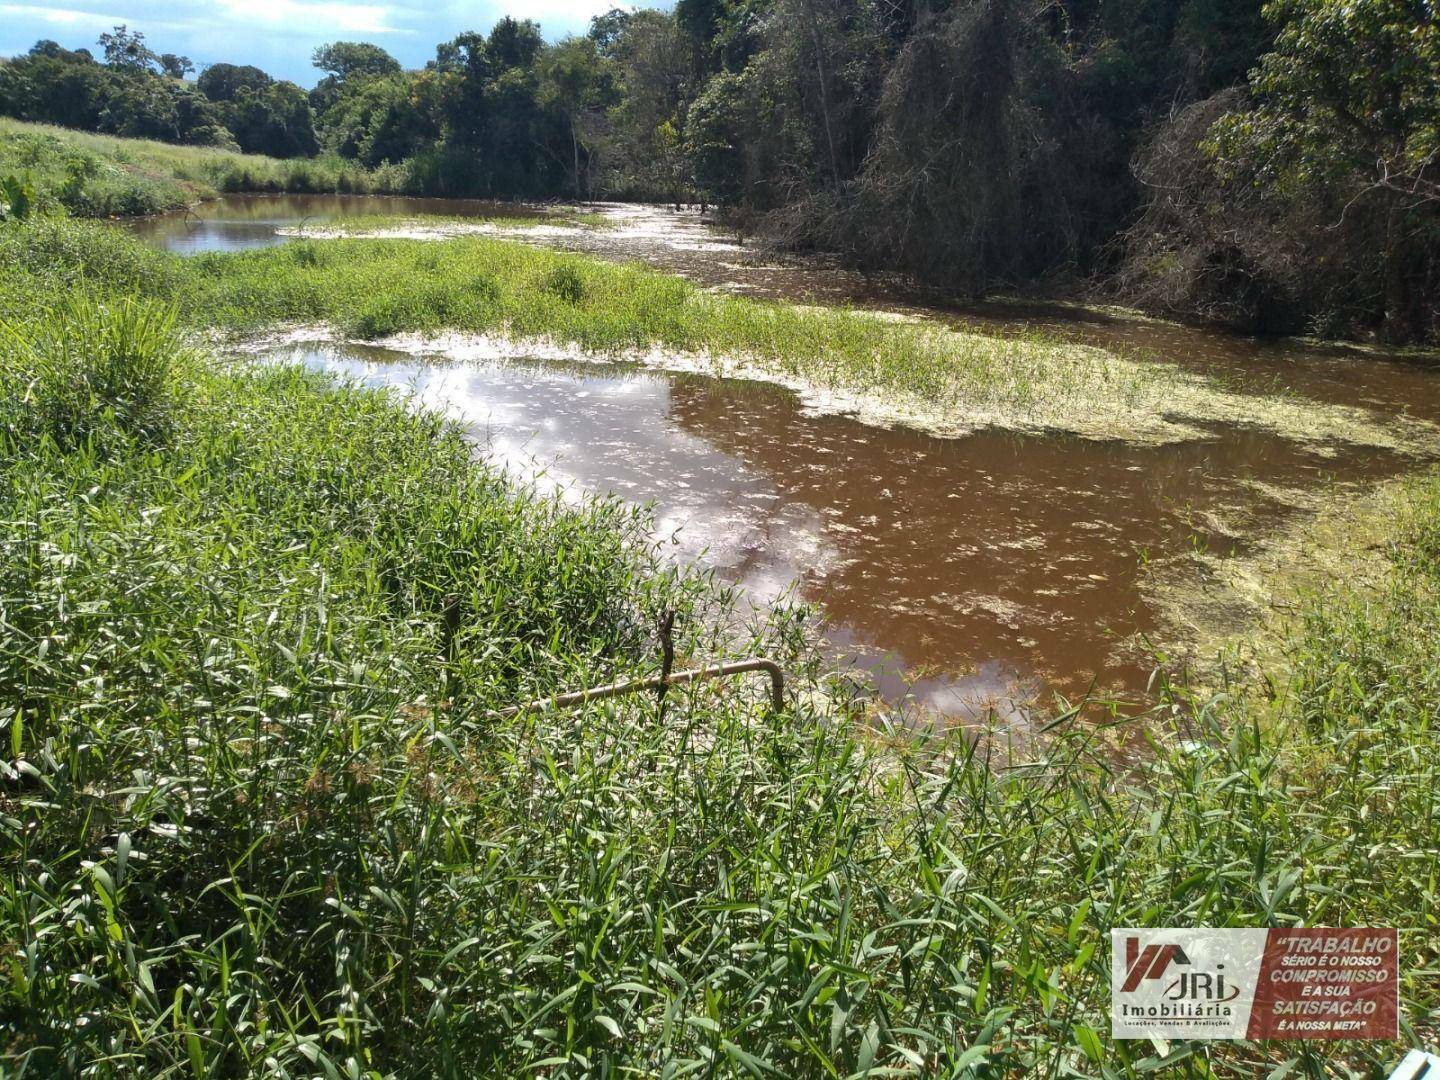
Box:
<box><xmin>2</xmin><ymin>1</ymin><xmax>1436</xmax><ymax>340</ymax></box>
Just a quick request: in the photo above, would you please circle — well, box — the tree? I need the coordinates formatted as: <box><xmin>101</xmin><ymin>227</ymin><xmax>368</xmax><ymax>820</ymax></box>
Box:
<box><xmin>159</xmin><ymin>53</ymin><xmax>194</xmax><ymax>79</ymax></box>
<box><xmin>599</xmin><ymin>10</ymin><xmax>692</xmax><ymax>198</ymax></box>
<box><xmin>589</xmin><ymin>8</ymin><xmax>634</xmax><ymax>51</ymax></box>
<box><xmin>98</xmin><ymin>25</ymin><xmax>159</xmax><ymax>73</ymax></box>
<box><xmin>224</xmin><ymin>81</ymin><xmax>320</xmax><ymax>157</ymax></box>
<box><xmin>539</xmin><ymin>37</ymin><xmax>614</xmax><ymax>197</ymax></box>
<box><xmin>676</xmin><ymin>0</ymin><xmax>728</xmax><ymax>73</ymax></box>
<box><xmin>98</xmin><ymin>75</ymin><xmax>229</xmax><ymax>144</ymax></box>
<box><xmin>430</xmin><ymin>31</ymin><xmax>492</xmax><ymax>148</ymax></box>
<box><xmin>1172</xmin><ymin>0</ymin><xmax>1274</xmax><ymax>98</ymax></box>
<box><xmin>312</xmin><ymin>41</ymin><xmax>402</xmax><ymax>81</ymax></box>
<box><xmin>686</xmin><ymin>71</ymin><xmax>751</xmax><ymax>204</ymax></box>
<box><xmin>486</xmin><ymin>17</ymin><xmax>544</xmax><ymax>71</ymax></box>
<box><xmin>485</xmin><ymin>65</ymin><xmax>554</xmax><ymax>194</ymax></box>
<box><xmin>1213</xmin><ymin>0</ymin><xmax>1440</xmax><ymax>340</ymax></box>
<box><xmin>310</xmin><ymin>41</ymin><xmax>402</xmax><ymax>113</ymax></box>
<box><xmin>423</xmin><ymin>20</ymin><xmax>564</xmax><ymax>196</ymax></box>
<box><xmin>1116</xmin><ymin>90</ymin><xmax>1310</xmax><ymax>333</ymax></box>
<box><xmin>318</xmin><ymin>72</ymin><xmax>434</xmax><ymax>164</ymax></box>
<box><xmin>198</xmin><ymin>63</ymin><xmax>273</xmax><ymax>103</ymax></box>
<box><xmin>0</xmin><ymin>41</ymin><xmax>109</xmax><ymax>129</ymax></box>
<box><xmin>852</xmin><ymin>0</ymin><xmax>1041</xmax><ymax>288</ymax></box>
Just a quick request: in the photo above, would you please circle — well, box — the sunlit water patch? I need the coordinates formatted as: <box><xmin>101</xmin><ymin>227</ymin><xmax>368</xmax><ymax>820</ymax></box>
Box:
<box><xmin>271</xmin><ymin>341</ymin><xmax>1414</xmax><ymax>725</ymax></box>
<box><xmin>125</xmin><ymin>193</ymin><xmax>546</xmax><ymax>254</ymax></box>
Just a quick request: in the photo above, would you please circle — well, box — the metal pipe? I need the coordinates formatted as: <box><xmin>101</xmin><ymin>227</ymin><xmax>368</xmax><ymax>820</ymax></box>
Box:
<box><xmin>499</xmin><ymin>657</ymin><xmax>786</xmax><ymax>718</ymax></box>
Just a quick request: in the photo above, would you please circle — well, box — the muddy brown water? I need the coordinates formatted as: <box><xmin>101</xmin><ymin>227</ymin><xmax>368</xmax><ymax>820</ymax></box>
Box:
<box><xmin>131</xmin><ymin>197</ymin><xmax>1440</xmax><ymax>722</ymax></box>
<box><xmin>275</xmin><ymin>342</ymin><xmax>1413</xmax><ymax>724</ymax></box>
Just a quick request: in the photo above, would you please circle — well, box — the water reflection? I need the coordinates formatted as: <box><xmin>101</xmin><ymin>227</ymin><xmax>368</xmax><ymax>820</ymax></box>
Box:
<box><xmin>125</xmin><ymin>193</ymin><xmax>544</xmax><ymax>254</ymax></box>
<box><xmin>274</xmin><ymin>342</ymin><xmax>1411</xmax><ymax>721</ymax></box>
<box><xmin>122</xmin><ymin>194</ymin><xmax>1440</xmax><ymax>721</ymax></box>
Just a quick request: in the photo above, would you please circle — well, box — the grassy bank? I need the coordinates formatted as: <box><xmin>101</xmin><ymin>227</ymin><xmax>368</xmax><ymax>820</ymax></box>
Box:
<box><xmin>6</xmin><ymin>216</ymin><xmax>1433</xmax><ymax>451</ymax></box>
<box><xmin>2</xmin><ymin>216</ymin><xmax>1438</xmax><ymax>1074</ymax></box>
<box><xmin>0</xmin><ymin>119</ymin><xmax>399</xmax><ymax>217</ymax></box>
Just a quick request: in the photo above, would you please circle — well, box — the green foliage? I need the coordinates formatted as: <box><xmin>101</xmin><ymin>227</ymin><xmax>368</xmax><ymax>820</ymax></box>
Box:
<box><xmin>313</xmin><ymin>40</ymin><xmax>403</xmax><ymax>82</ymax></box>
<box><xmin>195</xmin><ymin>62</ymin><xmax>272</xmax><ymax>103</ymax></box>
<box><xmin>0</xmin><ymin>172</ymin><xmax>33</xmax><ymax>220</ymax></box>
<box><xmin>1</xmin><ymin>295</ymin><xmax>189</xmax><ymax>450</ymax></box>
<box><xmin>0</xmin><ymin>29</ymin><xmax>310</xmax><ymax>162</ymax></box>
<box><xmin>1132</xmin><ymin>0</ymin><xmax>1440</xmax><ymax>341</ymax></box>
<box><xmin>0</xmin><ymin>122</ymin><xmax>204</xmax><ymax>216</ymax></box>
<box><xmin>310</xmin><ymin>41</ymin><xmax>407</xmax><ymax>129</ymax></box>
<box><xmin>97</xmin><ymin>24</ymin><xmax>164</xmax><ymax>73</ymax></box>
<box><xmin>316</xmin><ymin>72</ymin><xmax>436</xmax><ymax>167</ymax></box>
<box><xmin>686</xmin><ymin>70</ymin><xmax>753</xmax><ymax>205</ymax></box>
<box><xmin>540</xmin><ymin>263</ymin><xmax>588</xmax><ymax>304</ymax></box>
<box><xmin>538</xmin><ymin>36</ymin><xmax>616</xmax><ymax>197</ymax></box>
<box><xmin>1245</xmin><ymin>0</ymin><xmax>1440</xmax><ymax>185</ymax></box>
<box><xmin>596</xmin><ymin>10</ymin><xmax>690</xmax><ymax>201</ymax></box>
<box><xmin>1</xmin><ymin>31</ymin><xmax>229</xmax><ymax>149</ymax></box>
<box><xmin>212</xmin><ymin>80</ymin><xmax>319</xmax><ymax>159</ymax></box>
<box><xmin>0</xmin><ymin>290</ymin><xmax>1435</xmax><ymax>1074</ymax></box>
<box><xmin>0</xmin><ymin>214</ymin><xmax>183</xmax><ymax>306</ymax></box>
<box><xmin>1292</xmin><ymin>475</ymin><xmax>1440</xmax><ymax>728</ymax></box>
<box><xmin>0</xmin><ymin>118</ymin><xmax>403</xmax><ymax>217</ymax></box>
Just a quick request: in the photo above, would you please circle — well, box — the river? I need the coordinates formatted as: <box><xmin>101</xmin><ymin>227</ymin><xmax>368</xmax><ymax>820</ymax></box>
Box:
<box><xmin>130</xmin><ymin>194</ymin><xmax>1440</xmax><ymax>723</ymax></box>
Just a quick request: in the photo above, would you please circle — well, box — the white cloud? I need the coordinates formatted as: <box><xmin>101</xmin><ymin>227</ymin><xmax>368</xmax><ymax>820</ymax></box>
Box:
<box><xmin>423</xmin><ymin>0</ymin><xmax>632</xmax><ymax>31</ymax></box>
<box><xmin>0</xmin><ymin>4</ymin><xmax>135</xmax><ymax>28</ymax></box>
<box><xmin>488</xmin><ymin>0</ymin><xmax>620</xmax><ymax>19</ymax></box>
<box><xmin>215</xmin><ymin>0</ymin><xmax>401</xmax><ymax>33</ymax></box>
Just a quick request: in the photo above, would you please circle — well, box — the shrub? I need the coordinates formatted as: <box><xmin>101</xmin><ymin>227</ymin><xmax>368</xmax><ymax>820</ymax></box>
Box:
<box><xmin>0</xmin><ymin>174</ymin><xmax>35</xmax><ymax>220</ymax></box>
<box><xmin>1</xmin><ymin>295</ymin><xmax>191</xmax><ymax>450</ymax></box>
<box><xmin>540</xmin><ymin>264</ymin><xmax>587</xmax><ymax>304</ymax></box>
<box><xmin>0</xmin><ymin>216</ymin><xmax>183</xmax><ymax>301</ymax></box>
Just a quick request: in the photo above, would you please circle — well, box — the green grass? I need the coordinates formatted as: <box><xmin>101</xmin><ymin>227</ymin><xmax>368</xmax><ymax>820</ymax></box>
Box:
<box><xmin>1</xmin><ymin>216</ymin><xmax>1438</xmax><ymax>1075</ymax></box>
<box><xmin>10</xmin><ymin>215</ymin><xmax>1429</xmax><ymax>452</ymax></box>
<box><xmin>0</xmin><ymin>118</ymin><xmax>401</xmax><ymax>218</ymax></box>
<box><xmin>204</xmin><ymin>237</ymin><xmax>1131</xmax><ymax>416</ymax></box>
<box><xmin>3</xmin><ymin>215</ymin><xmax>1171</xmax><ymax>428</ymax></box>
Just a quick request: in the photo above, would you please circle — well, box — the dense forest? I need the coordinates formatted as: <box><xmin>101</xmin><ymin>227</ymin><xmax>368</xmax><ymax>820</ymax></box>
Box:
<box><xmin>2</xmin><ymin>0</ymin><xmax>1436</xmax><ymax>342</ymax></box>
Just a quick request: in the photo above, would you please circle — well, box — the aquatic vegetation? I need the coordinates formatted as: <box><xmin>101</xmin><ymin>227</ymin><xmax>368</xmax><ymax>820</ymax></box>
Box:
<box><xmin>1141</xmin><ymin>476</ymin><xmax>1411</xmax><ymax>685</ymax></box>
<box><xmin>7</xmin><ymin>214</ymin><xmax>1435</xmax><ymax>451</ymax></box>
<box><xmin>1291</xmin><ymin>472</ymin><xmax>1440</xmax><ymax>725</ymax></box>
<box><xmin>276</xmin><ymin>209</ymin><xmax>617</xmax><ymax>238</ymax></box>
<box><xmin>193</xmin><ymin>233</ymin><xmax>1437</xmax><ymax>450</ymax></box>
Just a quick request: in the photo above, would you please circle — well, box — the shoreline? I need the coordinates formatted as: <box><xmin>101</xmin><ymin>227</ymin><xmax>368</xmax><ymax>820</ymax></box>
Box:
<box><xmin>229</xmin><ymin>321</ymin><xmax>1440</xmax><ymax>455</ymax></box>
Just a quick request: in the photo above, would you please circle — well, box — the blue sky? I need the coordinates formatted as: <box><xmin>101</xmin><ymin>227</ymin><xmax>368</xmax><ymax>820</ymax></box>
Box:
<box><xmin>0</xmin><ymin>1</ymin><xmax>665</xmax><ymax>86</ymax></box>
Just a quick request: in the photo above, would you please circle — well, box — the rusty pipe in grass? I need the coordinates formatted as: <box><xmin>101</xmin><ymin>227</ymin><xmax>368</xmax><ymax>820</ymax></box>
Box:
<box><xmin>498</xmin><ymin>657</ymin><xmax>786</xmax><ymax>718</ymax></box>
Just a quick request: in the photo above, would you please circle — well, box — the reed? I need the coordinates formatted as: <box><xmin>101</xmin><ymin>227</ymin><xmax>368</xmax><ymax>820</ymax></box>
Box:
<box><xmin>0</xmin><ymin>217</ymin><xmax>1436</xmax><ymax>1075</ymax></box>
